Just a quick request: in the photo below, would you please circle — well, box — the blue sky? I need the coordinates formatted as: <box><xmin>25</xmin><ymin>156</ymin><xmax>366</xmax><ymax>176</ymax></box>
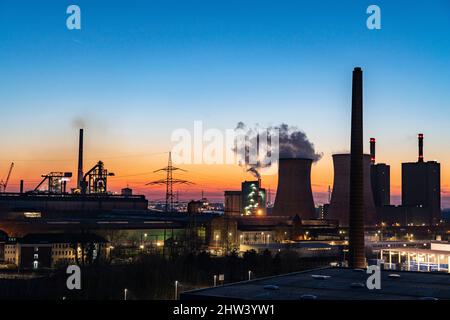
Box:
<box><xmin>0</xmin><ymin>0</ymin><xmax>449</xmax><ymax>203</ymax></box>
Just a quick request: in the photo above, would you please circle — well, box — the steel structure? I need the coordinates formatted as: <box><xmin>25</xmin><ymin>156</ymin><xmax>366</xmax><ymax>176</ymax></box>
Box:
<box><xmin>34</xmin><ymin>172</ymin><xmax>72</xmax><ymax>194</ymax></box>
<box><xmin>146</xmin><ymin>152</ymin><xmax>193</xmax><ymax>212</ymax></box>
<box><xmin>80</xmin><ymin>161</ymin><xmax>114</xmax><ymax>194</ymax></box>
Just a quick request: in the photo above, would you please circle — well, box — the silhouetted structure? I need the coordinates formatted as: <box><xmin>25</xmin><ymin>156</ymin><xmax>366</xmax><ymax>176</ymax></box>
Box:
<box><xmin>328</xmin><ymin>154</ymin><xmax>377</xmax><ymax>226</ymax></box>
<box><xmin>370</xmin><ymin>138</ymin><xmax>390</xmax><ymax>207</ymax></box>
<box><xmin>348</xmin><ymin>67</ymin><xmax>365</xmax><ymax>269</ymax></box>
<box><xmin>224</xmin><ymin>191</ymin><xmax>242</xmax><ymax>216</ymax></box>
<box><xmin>272</xmin><ymin>158</ymin><xmax>315</xmax><ymax>218</ymax></box>
<box><xmin>77</xmin><ymin>129</ymin><xmax>84</xmax><ymax>189</ymax></box>
<box><xmin>402</xmin><ymin>134</ymin><xmax>441</xmax><ymax>225</ymax></box>
<box><xmin>146</xmin><ymin>152</ymin><xmax>193</xmax><ymax>212</ymax></box>
<box><xmin>371</xmin><ymin>163</ymin><xmax>390</xmax><ymax>207</ymax></box>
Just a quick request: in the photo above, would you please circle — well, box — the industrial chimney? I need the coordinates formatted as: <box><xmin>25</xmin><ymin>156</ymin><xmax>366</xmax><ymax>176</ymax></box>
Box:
<box><xmin>77</xmin><ymin>129</ymin><xmax>84</xmax><ymax>189</ymax></box>
<box><xmin>272</xmin><ymin>158</ymin><xmax>316</xmax><ymax>218</ymax></box>
<box><xmin>370</xmin><ymin>138</ymin><xmax>376</xmax><ymax>165</ymax></box>
<box><xmin>418</xmin><ymin>133</ymin><xmax>424</xmax><ymax>163</ymax></box>
<box><xmin>349</xmin><ymin>67</ymin><xmax>365</xmax><ymax>269</ymax></box>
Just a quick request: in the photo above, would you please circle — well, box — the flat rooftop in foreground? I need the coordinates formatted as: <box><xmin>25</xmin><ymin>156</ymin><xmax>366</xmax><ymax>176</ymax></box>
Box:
<box><xmin>181</xmin><ymin>267</ymin><xmax>450</xmax><ymax>300</ymax></box>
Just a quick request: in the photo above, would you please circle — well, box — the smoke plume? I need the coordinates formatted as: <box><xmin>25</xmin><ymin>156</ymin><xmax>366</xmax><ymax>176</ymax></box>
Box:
<box><xmin>72</xmin><ymin>117</ymin><xmax>86</xmax><ymax>129</ymax></box>
<box><xmin>277</xmin><ymin>123</ymin><xmax>322</xmax><ymax>161</ymax></box>
<box><xmin>233</xmin><ymin>122</ymin><xmax>322</xmax><ymax>178</ymax></box>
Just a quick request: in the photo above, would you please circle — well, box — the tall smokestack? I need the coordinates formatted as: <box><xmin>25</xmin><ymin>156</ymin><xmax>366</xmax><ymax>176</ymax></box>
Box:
<box><xmin>418</xmin><ymin>133</ymin><xmax>424</xmax><ymax>163</ymax></box>
<box><xmin>77</xmin><ymin>129</ymin><xmax>84</xmax><ymax>189</ymax></box>
<box><xmin>348</xmin><ymin>67</ymin><xmax>365</xmax><ymax>269</ymax></box>
<box><xmin>370</xmin><ymin>138</ymin><xmax>376</xmax><ymax>165</ymax></box>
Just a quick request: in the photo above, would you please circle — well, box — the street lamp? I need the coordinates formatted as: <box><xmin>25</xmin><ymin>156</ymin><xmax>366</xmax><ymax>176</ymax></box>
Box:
<box><xmin>215</xmin><ymin>234</ymin><xmax>220</xmax><ymax>249</ymax></box>
<box><xmin>174</xmin><ymin>280</ymin><xmax>179</xmax><ymax>300</ymax></box>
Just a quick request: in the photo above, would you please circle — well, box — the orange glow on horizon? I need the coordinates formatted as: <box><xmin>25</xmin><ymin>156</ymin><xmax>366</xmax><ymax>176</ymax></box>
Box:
<box><xmin>2</xmin><ymin>149</ymin><xmax>450</xmax><ymax>206</ymax></box>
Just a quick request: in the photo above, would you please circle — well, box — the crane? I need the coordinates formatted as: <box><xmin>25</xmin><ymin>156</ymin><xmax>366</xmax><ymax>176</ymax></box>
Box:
<box><xmin>0</xmin><ymin>162</ymin><xmax>14</xmax><ymax>192</ymax></box>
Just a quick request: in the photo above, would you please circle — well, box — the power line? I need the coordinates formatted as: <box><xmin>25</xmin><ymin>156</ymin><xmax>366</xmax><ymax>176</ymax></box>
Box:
<box><xmin>145</xmin><ymin>152</ymin><xmax>194</xmax><ymax>212</ymax></box>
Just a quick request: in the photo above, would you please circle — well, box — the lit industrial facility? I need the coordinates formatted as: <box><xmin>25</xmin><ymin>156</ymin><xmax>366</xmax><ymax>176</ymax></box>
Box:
<box><xmin>0</xmin><ymin>129</ymin><xmax>148</xmax><ymax>219</ymax></box>
<box><xmin>224</xmin><ymin>179</ymin><xmax>266</xmax><ymax>217</ymax></box>
<box><xmin>379</xmin><ymin>242</ymin><xmax>450</xmax><ymax>273</ymax></box>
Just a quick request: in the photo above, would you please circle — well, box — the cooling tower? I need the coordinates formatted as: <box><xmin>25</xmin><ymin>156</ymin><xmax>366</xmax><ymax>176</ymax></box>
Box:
<box><xmin>272</xmin><ymin>158</ymin><xmax>316</xmax><ymax>218</ymax></box>
<box><xmin>328</xmin><ymin>154</ymin><xmax>377</xmax><ymax>227</ymax></box>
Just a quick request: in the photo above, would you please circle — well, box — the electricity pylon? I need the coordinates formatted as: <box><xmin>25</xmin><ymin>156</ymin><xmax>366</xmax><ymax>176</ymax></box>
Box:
<box><xmin>146</xmin><ymin>152</ymin><xmax>193</xmax><ymax>212</ymax></box>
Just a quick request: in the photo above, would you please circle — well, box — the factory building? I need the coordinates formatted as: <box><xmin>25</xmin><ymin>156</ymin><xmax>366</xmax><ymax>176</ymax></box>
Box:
<box><xmin>327</xmin><ymin>153</ymin><xmax>377</xmax><ymax>227</ymax></box>
<box><xmin>239</xmin><ymin>242</ymin><xmax>341</xmax><ymax>258</ymax></box>
<box><xmin>241</xmin><ymin>181</ymin><xmax>266</xmax><ymax>216</ymax></box>
<box><xmin>371</xmin><ymin>164</ymin><xmax>390</xmax><ymax>206</ymax></box>
<box><xmin>378</xmin><ymin>241</ymin><xmax>450</xmax><ymax>273</ymax></box>
<box><xmin>371</xmin><ymin>134</ymin><xmax>441</xmax><ymax>226</ymax></box>
<box><xmin>206</xmin><ymin>216</ymin><xmax>238</xmax><ymax>255</ymax></box>
<box><xmin>0</xmin><ymin>129</ymin><xmax>149</xmax><ymax>218</ymax></box>
<box><xmin>224</xmin><ymin>180</ymin><xmax>266</xmax><ymax>216</ymax></box>
<box><xmin>224</xmin><ymin>191</ymin><xmax>242</xmax><ymax>216</ymax></box>
<box><xmin>370</xmin><ymin>138</ymin><xmax>390</xmax><ymax>207</ymax></box>
<box><xmin>402</xmin><ymin>161</ymin><xmax>440</xmax><ymax>225</ymax></box>
<box><xmin>401</xmin><ymin>134</ymin><xmax>441</xmax><ymax>225</ymax></box>
<box><xmin>272</xmin><ymin>158</ymin><xmax>316</xmax><ymax>218</ymax></box>
<box><xmin>1</xmin><ymin>233</ymin><xmax>109</xmax><ymax>269</ymax></box>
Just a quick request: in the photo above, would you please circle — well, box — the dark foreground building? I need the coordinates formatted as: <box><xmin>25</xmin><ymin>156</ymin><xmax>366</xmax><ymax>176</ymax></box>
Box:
<box><xmin>181</xmin><ymin>267</ymin><xmax>450</xmax><ymax>300</ymax></box>
<box><xmin>402</xmin><ymin>160</ymin><xmax>441</xmax><ymax>225</ymax></box>
<box><xmin>371</xmin><ymin>163</ymin><xmax>390</xmax><ymax>207</ymax></box>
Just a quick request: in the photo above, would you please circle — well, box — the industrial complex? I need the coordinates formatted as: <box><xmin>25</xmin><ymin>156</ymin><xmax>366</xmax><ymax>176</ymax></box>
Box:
<box><xmin>0</xmin><ymin>67</ymin><xmax>449</xmax><ymax>300</ymax></box>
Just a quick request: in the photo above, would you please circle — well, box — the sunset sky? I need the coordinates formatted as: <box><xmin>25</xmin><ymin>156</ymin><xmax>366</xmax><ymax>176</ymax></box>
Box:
<box><xmin>0</xmin><ymin>1</ymin><xmax>449</xmax><ymax>206</ymax></box>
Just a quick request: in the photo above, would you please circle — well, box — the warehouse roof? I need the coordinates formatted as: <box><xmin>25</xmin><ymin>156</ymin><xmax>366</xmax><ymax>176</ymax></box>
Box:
<box><xmin>181</xmin><ymin>267</ymin><xmax>450</xmax><ymax>300</ymax></box>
